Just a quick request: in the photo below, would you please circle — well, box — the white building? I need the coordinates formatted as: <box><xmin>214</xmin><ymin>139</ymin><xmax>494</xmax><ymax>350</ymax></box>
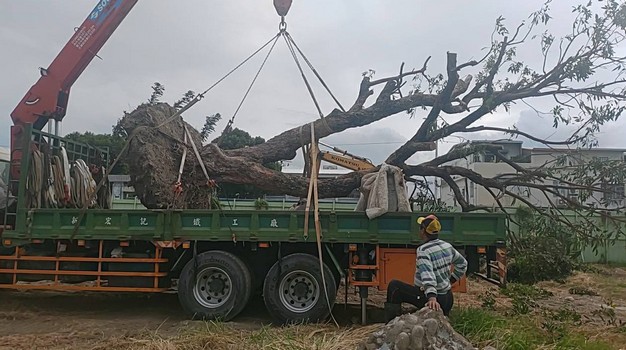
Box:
<box><xmin>0</xmin><ymin>147</ymin><xmax>11</xmax><ymax>210</ymax></box>
<box><xmin>108</xmin><ymin>175</ymin><xmax>136</xmax><ymax>200</ymax></box>
<box><xmin>0</xmin><ymin>146</ymin><xmax>9</xmax><ymax>182</ymax></box>
<box><xmin>440</xmin><ymin>141</ymin><xmax>626</xmax><ymax>209</ymax></box>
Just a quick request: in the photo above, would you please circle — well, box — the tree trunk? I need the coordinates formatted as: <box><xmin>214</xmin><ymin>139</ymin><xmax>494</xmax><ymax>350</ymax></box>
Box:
<box><xmin>120</xmin><ymin>103</ymin><xmax>367</xmax><ymax>209</ymax></box>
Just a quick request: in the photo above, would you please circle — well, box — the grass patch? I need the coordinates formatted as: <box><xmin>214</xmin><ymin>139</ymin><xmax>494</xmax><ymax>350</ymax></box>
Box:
<box><xmin>450</xmin><ymin>307</ymin><xmax>616</xmax><ymax>350</ymax></box>
<box><xmin>569</xmin><ymin>286</ymin><xmax>598</xmax><ymax>296</ymax></box>
<box><xmin>500</xmin><ymin>283</ymin><xmax>553</xmax><ymax>299</ymax></box>
<box><xmin>90</xmin><ymin>321</ymin><xmax>379</xmax><ymax>350</ymax></box>
<box><xmin>499</xmin><ymin>283</ymin><xmax>553</xmax><ymax>315</ymax></box>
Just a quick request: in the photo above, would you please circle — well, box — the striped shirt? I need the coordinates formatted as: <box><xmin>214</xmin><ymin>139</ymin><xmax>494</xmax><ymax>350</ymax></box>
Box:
<box><xmin>414</xmin><ymin>239</ymin><xmax>467</xmax><ymax>297</ymax></box>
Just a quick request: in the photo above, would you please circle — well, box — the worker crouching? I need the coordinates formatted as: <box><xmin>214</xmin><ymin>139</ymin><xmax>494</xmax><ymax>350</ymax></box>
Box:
<box><xmin>384</xmin><ymin>214</ymin><xmax>468</xmax><ymax>321</ymax></box>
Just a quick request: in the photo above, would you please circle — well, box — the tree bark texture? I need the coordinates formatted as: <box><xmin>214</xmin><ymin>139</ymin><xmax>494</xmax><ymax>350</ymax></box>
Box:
<box><xmin>120</xmin><ymin>103</ymin><xmax>365</xmax><ymax>209</ymax></box>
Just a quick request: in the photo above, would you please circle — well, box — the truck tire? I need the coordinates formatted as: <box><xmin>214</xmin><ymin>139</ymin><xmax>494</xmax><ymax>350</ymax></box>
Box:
<box><xmin>263</xmin><ymin>253</ymin><xmax>337</xmax><ymax>324</ymax></box>
<box><xmin>178</xmin><ymin>250</ymin><xmax>252</xmax><ymax>321</ymax></box>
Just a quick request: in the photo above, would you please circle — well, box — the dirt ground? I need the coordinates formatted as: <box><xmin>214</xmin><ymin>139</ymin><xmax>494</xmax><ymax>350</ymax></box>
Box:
<box><xmin>538</xmin><ymin>267</ymin><xmax>626</xmax><ymax>323</ymax></box>
<box><xmin>0</xmin><ymin>267</ymin><xmax>625</xmax><ymax>350</ymax></box>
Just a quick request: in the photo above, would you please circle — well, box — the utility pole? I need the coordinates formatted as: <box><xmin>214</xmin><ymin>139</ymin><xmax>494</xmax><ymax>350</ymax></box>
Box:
<box><xmin>434</xmin><ymin>139</ymin><xmax>439</xmax><ymax>201</ymax></box>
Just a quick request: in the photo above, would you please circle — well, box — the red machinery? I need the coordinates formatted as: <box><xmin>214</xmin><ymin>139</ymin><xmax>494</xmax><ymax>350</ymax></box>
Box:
<box><xmin>9</xmin><ymin>0</ymin><xmax>138</xmax><ymax>182</ymax></box>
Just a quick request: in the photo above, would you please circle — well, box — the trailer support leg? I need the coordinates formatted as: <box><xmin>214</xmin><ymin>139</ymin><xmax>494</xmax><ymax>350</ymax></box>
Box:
<box><xmin>359</xmin><ymin>286</ymin><xmax>368</xmax><ymax>325</ymax></box>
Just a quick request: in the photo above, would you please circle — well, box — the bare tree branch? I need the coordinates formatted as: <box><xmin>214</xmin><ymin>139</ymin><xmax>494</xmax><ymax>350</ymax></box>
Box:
<box><xmin>463</xmin><ymin>126</ymin><xmax>589</xmax><ymax>145</ymax></box>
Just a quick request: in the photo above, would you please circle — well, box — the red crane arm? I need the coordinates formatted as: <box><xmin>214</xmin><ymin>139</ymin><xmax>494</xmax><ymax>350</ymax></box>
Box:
<box><xmin>9</xmin><ymin>0</ymin><xmax>138</xmax><ymax>184</ymax></box>
<box><xmin>10</xmin><ymin>0</ymin><xmax>138</xmax><ymax>130</ymax></box>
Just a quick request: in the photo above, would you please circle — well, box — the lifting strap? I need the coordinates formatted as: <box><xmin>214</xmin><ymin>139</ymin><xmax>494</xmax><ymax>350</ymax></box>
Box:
<box><xmin>173</xmin><ymin>129</ymin><xmax>189</xmax><ymax>200</ymax></box>
<box><xmin>51</xmin><ymin>155</ymin><xmax>66</xmax><ymax>207</ymax></box>
<box><xmin>26</xmin><ymin>150</ymin><xmax>43</xmax><ymax>209</ymax></box>
<box><xmin>304</xmin><ymin>122</ymin><xmax>339</xmax><ymax>327</ymax></box>
<box><xmin>61</xmin><ymin>147</ymin><xmax>71</xmax><ymax>205</ymax></box>
<box><xmin>43</xmin><ymin>152</ymin><xmax>58</xmax><ymax>208</ymax></box>
<box><xmin>183</xmin><ymin>125</ymin><xmax>212</xmax><ymax>185</ymax></box>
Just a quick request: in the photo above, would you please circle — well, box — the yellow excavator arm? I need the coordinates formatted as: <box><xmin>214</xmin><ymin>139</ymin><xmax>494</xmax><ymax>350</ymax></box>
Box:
<box><xmin>318</xmin><ymin>142</ymin><xmax>375</xmax><ymax>171</ymax></box>
<box><xmin>319</xmin><ymin>151</ymin><xmax>375</xmax><ymax>171</ymax></box>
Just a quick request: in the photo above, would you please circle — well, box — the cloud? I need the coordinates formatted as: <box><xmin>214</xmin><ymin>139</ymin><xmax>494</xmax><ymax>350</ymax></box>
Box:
<box><xmin>2</xmin><ymin>0</ymin><xmax>621</xmax><ymax>163</ymax></box>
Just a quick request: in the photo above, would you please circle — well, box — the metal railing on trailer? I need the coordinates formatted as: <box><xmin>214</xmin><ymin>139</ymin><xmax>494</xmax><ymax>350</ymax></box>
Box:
<box><xmin>4</xmin><ymin>124</ymin><xmax>109</xmax><ymax>233</ymax></box>
<box><xmin>0</xmin><ymin>240</ymin><xmax>168</xmax><ymax>292</ymax></box>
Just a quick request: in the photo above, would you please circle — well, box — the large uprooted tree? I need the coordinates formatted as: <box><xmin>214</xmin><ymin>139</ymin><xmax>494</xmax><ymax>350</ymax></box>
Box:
<box><xmin>118</xmin><ymin>1</ymin><xmax>626</xmax><ymax>253</ymax></box>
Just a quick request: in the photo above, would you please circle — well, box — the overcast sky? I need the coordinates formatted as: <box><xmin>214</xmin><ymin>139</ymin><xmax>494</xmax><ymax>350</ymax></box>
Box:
<box><xmin>2</xmin><ymin>0</ymin><xmax>626</xmax><ymax>168</ymax></box>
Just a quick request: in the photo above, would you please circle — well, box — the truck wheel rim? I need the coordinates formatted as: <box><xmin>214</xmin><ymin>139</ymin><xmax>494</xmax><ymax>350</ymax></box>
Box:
<box><xmin>278</xmin><ymin>270</ymin><xmax>320</xmax><ymax>313</ymax></box>
<box><xmin>193</xmin><ymin>267</ymin><xmax>232</xmax><ymax>308</ymax></box>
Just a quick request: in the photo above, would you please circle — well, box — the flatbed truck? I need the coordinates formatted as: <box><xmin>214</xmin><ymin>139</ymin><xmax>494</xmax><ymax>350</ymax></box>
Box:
<box><xmin>0</xmin><ymin>127</ymin><xmax>507</xmax><ymax>324</ymax></box>
<box><xmin>2</xmin><ymin>0</ymin><xmax>506</xmax><ymax>324</ymax></box>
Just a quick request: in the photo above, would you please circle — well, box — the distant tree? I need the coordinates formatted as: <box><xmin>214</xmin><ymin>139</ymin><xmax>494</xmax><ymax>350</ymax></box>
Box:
<box><xmin>112</xmin><ymin>116</ymin><xmax>128</xmax><ymax>139</ymax></box>
<box><xmin>200</xmin><ymin>113</ymin><xmax>222</xmax><ymax>142</ymax></box>
<box><xmin>216</xmin><ymin>128</ymin><xmax>282</xmax><ymax>172</ymax></box>
<box><xmin>64</xmin><ymin>131</ymin><xmax>128</xmax><ymax>174</ymax></box>
<box><xmin>147</xmin><ymin>82</ymin><xmax>165</xmax><ymax>105</ymax></box>
<box><xmin>174</xmin><ymin>90</ymin><xmax>196</xmax><ymax>110</ymax></box>
<box><xmin>216</xmin><ymin>128</ymin><xmax>265</xmax><ymax>150</ymax></box>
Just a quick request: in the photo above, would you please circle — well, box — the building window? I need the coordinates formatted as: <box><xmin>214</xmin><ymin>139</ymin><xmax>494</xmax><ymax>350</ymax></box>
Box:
<box><xmin>510</xmin><ymin>185</ymin><xmax>530</xmax><ymax>198</ymax></box>
<box><xmin>593</xmin><ymin>156</ymin><xmax>609</xmax><ymax>162</ymax></box>
<box><xmin>603</xmin><ymin>182</ymin><xmax>625</xmax><ymax>202</ymax></box>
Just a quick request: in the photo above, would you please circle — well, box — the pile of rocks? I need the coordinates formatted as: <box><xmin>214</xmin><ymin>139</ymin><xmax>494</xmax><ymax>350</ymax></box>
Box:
<box><xmin>359</xmin><ymin>308</ymin><xmax>477</xmax><ymax>350</ymax></box>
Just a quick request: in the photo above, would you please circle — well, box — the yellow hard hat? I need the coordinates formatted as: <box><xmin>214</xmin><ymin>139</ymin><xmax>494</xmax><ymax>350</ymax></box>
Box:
<box><xmin>417</xmin><ymin>214</ymin><xmax>441</xmax><ymax>234</ymax></box>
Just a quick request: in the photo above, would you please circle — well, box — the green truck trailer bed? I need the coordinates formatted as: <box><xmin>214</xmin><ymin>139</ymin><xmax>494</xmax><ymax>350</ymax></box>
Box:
<box><xmin>4</xmin><ymin>209</ymin><xmax>506</xmax><ymax>246</ymax></box>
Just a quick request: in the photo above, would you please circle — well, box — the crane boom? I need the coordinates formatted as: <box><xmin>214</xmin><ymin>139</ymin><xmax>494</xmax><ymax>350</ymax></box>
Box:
<box><xmin>9</xmin><ymin>0</ymin><xmax>138</xmax><ymax>182</ymax></box>
<box><xmin>10</xmin><ymin>0</ymin><xmax>139</xmax><ymax>129</ymax></box>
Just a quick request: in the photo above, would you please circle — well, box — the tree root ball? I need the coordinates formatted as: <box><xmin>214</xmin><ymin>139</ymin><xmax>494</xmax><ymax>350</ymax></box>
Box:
<box><xmin>119</xmin><ymin>103</ymin><xmax>214</xmax><ymax>209</ymax></box>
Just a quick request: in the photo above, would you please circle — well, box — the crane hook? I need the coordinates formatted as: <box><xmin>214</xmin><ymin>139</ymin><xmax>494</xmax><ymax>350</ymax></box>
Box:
<box><xmin>273</xmin><ymin>0</ymin><xmax>292</xmax><ymax>17</ymax></box>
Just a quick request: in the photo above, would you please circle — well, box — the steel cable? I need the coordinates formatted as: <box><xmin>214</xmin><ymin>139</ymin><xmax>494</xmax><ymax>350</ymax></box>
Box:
<box><xmin>221</xmin><ymin>34</ymin><xmax>281</xmax><ymax>136</ymax></box>
<box><xmin>285</xmin><ymin>32</ymin><xmax>345</xmax><ymax>112</ymax></box>
<box><xmin>70</xmin><ymin>32</ymin><xmax>282</xmax><ymax>238</ymax></box>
